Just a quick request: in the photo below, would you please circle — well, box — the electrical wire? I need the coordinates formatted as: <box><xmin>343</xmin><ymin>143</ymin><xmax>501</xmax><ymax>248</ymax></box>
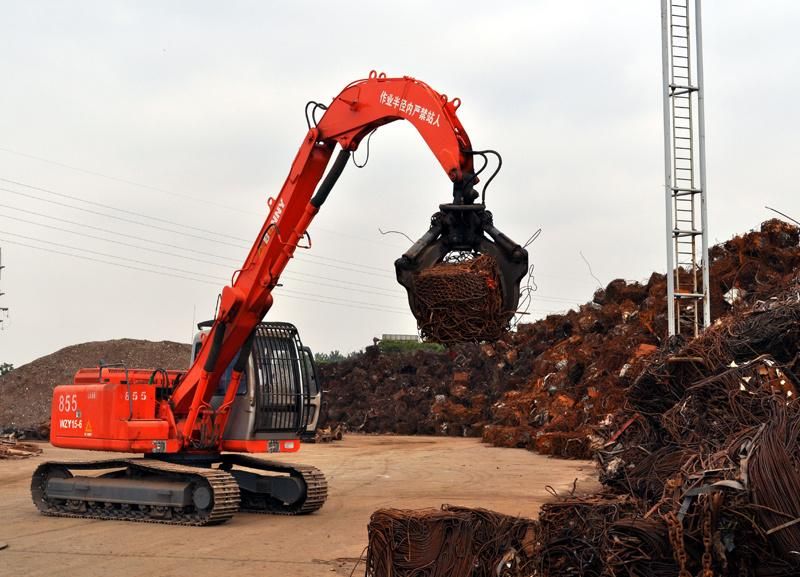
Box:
<box><xmin>0</xmin><ymin>202</ymin><xmax>240</xmax><ymax>264</ymax></box>
<box><xmin>1</xmin><ymin>186</ymin><xmax>246</xmax><ymax>249</ymax></box>
<box><xmin>0</xmin><ymin>148</ymin><xmax>409</xmax><ymax>250</ymax></box>
<box><xmin>0</xmin><ymin>230</ymin><xmax>225</xmax><ymax>281</ymax></box>
<box><xmin>1</xmin><ymin>185</ymin><xmax>398</xmax><ymax>278</ymax></box>
<box><xmin>1</xmin><ymin>213</ymin><xmax>408</xmax><ymax>301</ymax></box>
<box><xmin>0</xmin><ymin>202</ymin><xmax>582</xmax><ymax>304</ymax></box>
<box><xmin>0</xmin><ymin>212</ymin><xmax>234</xmax><ymax>269</ymax></box>
<box><xmin>0</xmin><ymin>235</ymin><xmax>412</xmax><ymax>315</ymax></box>
<box><xmin>0</xmin><ymin>145</ymin><xmax>248</xmax><ymax>215</ymax></box>
<box><xmin>0</xmin><ymin>177</ymin><xmax>249</xmax><ymax>242</ymax></box>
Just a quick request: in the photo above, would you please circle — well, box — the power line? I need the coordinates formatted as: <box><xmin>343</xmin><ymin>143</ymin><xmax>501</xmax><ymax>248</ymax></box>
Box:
<box><xmin>0</xmin><ymin>202</ymin><xmax>240</xmax><ymax>263</ymax></box>
<box><xmin>0</xmin><ymin>181</ymin><xmax>398</xmax><ymax>277</ymax></box>
<box><xmin>0</xmin><ymin>236</ymin><xmax>220</xmax><ymax>285</ymax></box>
<box><xmin>1</xmin><ymin>186</ymin><xmax>246</xmax><ymax>249</ymax></box>
<box><xmin>0</xmin><ymin>145</ymin><xmax>253</xmax><ymax>215</ymax></box>
<box><xmin>1</xmin><ymin>178</ymin><xmax>587</xmax><ymax>303</ymax></box>
<box><xmin>0</xmin><ymin>177</ymin><xmax>249</xmax><ymax>243</ymax></box>
<box><xmin>0</xmin><ymin>145</ymin><xmax>410</xmax><ymax>249</ymax></box>
<box><xmin>0</xmin><ymin>233</ymin><xmax>577</xmax><ymax>319</ymax></box>
<box><xmin>0</xmin><ymin>230</ymin><xmax>226</xmax><ymax>282</ymax></box>
<box><xmin>0</xmin><ymin>246</ymin><xmax>8</xmax><ymax>329</ymax></box>
<box><xmin>0</xmin><ymin>212</ymin><xmax>235</xmax><ymax>269</ymax></box>
<box><xmin>0</xmin><ymin>236</ymin><xmax>412</xmax><ymax>316</ymax></box>
<box><xmin>0</xmin><ymin>230</ymin><xmax>406</xmax><ymax>303</ymax></box>
<box><xmin>0</xmin><ymin>209</ymin><xmax>404</xmax><ymax>297</ymax></box>
<box><xmin>0</xmin><ymin>202</ymin><xmax>588</xmax><ymax>304</ymax></box>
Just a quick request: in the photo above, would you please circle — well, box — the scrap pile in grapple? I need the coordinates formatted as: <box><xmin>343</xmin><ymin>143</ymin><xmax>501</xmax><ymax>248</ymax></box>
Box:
<box><xmin>321</xmin><ymin>219</ymin><xmax>800</xmax><ymax>461</ymax></box>
<box><xmin>365</xmin><ymin>505</ymin><xmax>538</xmax><ymax>577</ymax></box>
<box><xmin>412</xmin><ymin>254</ymin><xmax>508</xmax><ymax>344</ymax></box>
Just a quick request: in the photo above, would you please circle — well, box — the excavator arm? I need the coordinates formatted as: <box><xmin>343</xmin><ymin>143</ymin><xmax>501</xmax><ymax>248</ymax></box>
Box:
<box><xmin>161</xmin><ymin>72</ymin><xmax>527</xmax><ymax>448</ymax></box>
<box><xmin>169</xmin><ymin>73</ymin><xmax>475</xmax><ymax>442</ymax></box>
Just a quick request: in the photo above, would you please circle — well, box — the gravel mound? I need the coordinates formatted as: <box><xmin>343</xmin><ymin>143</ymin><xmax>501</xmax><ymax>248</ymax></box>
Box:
<box><xmin>0</xmin><ymin>339</ymin><xmax>190</xmax><ymax>429</ymax></box>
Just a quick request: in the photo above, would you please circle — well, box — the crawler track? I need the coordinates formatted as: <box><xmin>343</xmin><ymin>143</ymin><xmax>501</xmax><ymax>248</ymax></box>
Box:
<box><xmin>31</xmin><ymin>459</ymin><xmax>240</xmax><ymax>526</ymax></box>
<box><xmin>31</xmin><ymin>455</ymin><xmax>327</xmax><ymax>525</ymax></box>
<box><xmin>220</xmin><ymin>454</ymin><xmax>328</xmax><ymax>515</ymax></box>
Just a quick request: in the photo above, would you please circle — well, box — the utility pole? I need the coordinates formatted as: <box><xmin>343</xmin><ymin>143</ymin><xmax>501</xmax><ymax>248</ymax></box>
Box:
<box><xmin>661</xmin><ymin>0</ymin><xmax>710</xmax><ymax>338</ymax></box>
<box><xmin>0</xmin><ymin>247</ymin><xmax>8</xmax><ymax>329</ymax></box>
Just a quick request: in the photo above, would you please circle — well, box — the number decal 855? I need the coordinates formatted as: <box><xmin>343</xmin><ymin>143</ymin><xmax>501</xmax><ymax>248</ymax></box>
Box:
<box><xmin>58</xmin><ymin>394</ymin><xmax>78</xmax><ymax>412</ymax></box>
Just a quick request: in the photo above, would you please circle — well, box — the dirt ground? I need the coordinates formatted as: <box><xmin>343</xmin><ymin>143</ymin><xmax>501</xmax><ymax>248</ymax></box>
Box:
<box><xmin>0</xmin><ymin>436</ymin><xmax>599</xmax><ymax>577</ymax></box>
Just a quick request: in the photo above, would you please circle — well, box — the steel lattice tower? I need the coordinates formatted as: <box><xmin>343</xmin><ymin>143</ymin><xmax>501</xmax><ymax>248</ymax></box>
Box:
<box><xmin>661</xmin><ymin>0</ymin><xmax>710</xmax><ymax>337</ymax></box>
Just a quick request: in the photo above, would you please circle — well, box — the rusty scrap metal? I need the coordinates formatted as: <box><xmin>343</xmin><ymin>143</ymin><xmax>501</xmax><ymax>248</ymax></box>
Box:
<box><xmin>412</xmin><ymin>254</ymin><xmax>509</xmax><ymax>344</ymax></box>
<box><xmin>365</xmin><ymin>508</ymin><xmax>475</xmax><ymax>577</ymax></box>
<box><xmin>0</xmin><ymin>438</ymin><xmax>42</xmax><ymax>459</ymax></box>
<box><xmin>441</xmin><ymin>504</ymin><xmax>539</xmax><ymax>577</ymax></box>
<box><xmin>364</xmin><ymin>506</ymin><xmax>539</xmax><ymax>577</ymax></box>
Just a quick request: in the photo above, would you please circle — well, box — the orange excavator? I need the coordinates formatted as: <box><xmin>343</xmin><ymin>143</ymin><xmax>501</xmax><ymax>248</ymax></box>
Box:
<box><xmin>31</xmin><ymin>72</ymin><xmax>529</xmax><ymax>525</ymax></box>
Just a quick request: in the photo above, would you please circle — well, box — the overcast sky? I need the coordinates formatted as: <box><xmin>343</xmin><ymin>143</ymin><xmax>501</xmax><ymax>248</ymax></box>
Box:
<box><xmin>0</xmin><ymin>1</ymin><xmax>798</xmax><ymax>368</ymax></box>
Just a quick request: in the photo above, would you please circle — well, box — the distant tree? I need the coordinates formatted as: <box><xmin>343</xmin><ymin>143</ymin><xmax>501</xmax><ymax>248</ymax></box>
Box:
<box><xmin>313</xmin><ymin>350</ymin><xmax>363</xmax><ymax>364</ymax></box>
<box><xmin>379</xmin><ymin>340</ymin><xmax>445</xmax><ymax>354</ymax></box>
<box><xmin>314</xmin><ymin>350</ymin><xmax>346</xmax><ymax>364</ymax></box>
<box><xmin>0</xmin><ymin>362</ymin><xmax>13</xmax><ymax>376</ymax></box>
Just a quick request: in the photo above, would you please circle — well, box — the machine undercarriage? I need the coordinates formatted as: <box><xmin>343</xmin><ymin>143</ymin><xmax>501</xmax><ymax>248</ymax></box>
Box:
<box><xmin>32</xmin><ymin>454</ymin><xmax>327</xmax><ymax>526</ymax></box>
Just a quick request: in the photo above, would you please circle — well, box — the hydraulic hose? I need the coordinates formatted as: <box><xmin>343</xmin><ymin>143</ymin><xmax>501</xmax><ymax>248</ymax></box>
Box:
<box><xmin>310</xmin><ymin>149</ymin><xmax>351</xmax><ymax>209</ymax></box>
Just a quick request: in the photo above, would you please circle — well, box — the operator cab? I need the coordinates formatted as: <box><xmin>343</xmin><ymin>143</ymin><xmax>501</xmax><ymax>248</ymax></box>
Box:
<box><xmin>192</xmin><ymin>322</ymin><xmax>322</xmax><ymax>442</ymax></box>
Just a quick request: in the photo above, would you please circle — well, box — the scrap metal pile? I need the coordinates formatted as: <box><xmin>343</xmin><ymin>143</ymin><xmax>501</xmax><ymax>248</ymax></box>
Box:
<box><xmin>365</xmin><ymin>506</ymin><xmax>538</xmax><ymax>577</ymax></box>
<box><xmin>360</xmin><ymin>220</ymin><xmax>800</xmax><ymax>576</ymax></box>
<box><xmin>322</xmin><ymin>220</ymin><xmax>800</xmax><ymax>461</ymax></box>
<box><xmin>532</xmin><ymin>282</ymin><xmax>800</xmax><ymax>576</ymax></box>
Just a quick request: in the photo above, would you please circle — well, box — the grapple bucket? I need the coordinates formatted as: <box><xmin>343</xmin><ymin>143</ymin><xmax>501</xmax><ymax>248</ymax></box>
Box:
<box><xmin>395</xmin><ymin>203</ymin><xmax>529</xmax><ymax>344</ymax></box>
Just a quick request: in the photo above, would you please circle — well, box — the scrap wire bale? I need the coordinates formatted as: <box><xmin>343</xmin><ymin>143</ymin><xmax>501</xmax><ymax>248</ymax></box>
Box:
<box><xmin>748</xmin><ymin>399</ymin><xmax>800</xmax><ymax>565</ymax></box>
<box><xmin>658</xmin><ymin>488</ymin><xmax>764</xmax><ymax>577</ymax></box>
<box><xmin>604</xmin><ymin>518</ymin><xmax>677</xmax><ymax>577</ymax></box>
<box><xmin>365</xmin><ymin>508</ymin><xmax>475</xmax><ymax>577</ymax></box>
<box><xmin>628</xmin><ymin>285</ymin><xmax>800</xmax><ymax>417</ymax></box>
<box><xmin>537</xmin><ymin>495</ymin><xmax>641</xmax><ymax>577</ymax></box>
<box><xmin>608</xmin><ymin>445</ymin><xmax>692</xmax><ymax>508</ymax></box>
<box><xmin>413</xmin><ymin>254</ymin><xmax>509</xmax><ymax>344</ymax></box>
<box><xmin>441</xmin><ymin>504</ymin><xmax>539</xmax><ymax>577</ymax></box>
<box><xmin>660</xmin><ymin>355</ymin><xmax>798</xmax><ymax>450</ymax></box>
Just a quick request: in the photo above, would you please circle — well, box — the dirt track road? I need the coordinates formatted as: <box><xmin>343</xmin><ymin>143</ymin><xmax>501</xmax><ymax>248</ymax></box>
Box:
<box><xmin>0</xmin><ymin>436</ymin><xmax>598</xmax><ymax>577</ymax></box>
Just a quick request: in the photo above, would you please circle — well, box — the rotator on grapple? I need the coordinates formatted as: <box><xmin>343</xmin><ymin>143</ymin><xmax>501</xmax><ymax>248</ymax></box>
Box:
<box><xmin>32</xmin><ymin>72</ymin><xmax>529</xmax><ymax>525</ymax></box>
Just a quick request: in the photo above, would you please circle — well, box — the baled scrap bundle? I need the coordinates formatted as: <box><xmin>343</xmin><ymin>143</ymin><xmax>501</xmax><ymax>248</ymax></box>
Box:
<box><xmin>536</xmin><ymin>495</ymin><xmax>640</xmax><ymax>577</ymax></box>
<box><xmin>441</xmin><ymin>504</ymin><xmax>539</xmax><ymax>577</ymax></box>
<box><xmin>365</xmin><ymin>508</ymin><xmax>475</xmax><ymax>577</ymax></box>
<box><xmin>365</xmin><ymin>506</ymin><xmax>539</xmax><ymax>577</ymax></box>
<box><xmin>413</xmin><ymin>254</ymin><xmax>508</xmax><ymax>344</ymax></box>
<box><xmin>604</xmin><ymin>518</ymin><xmax>676</xmax><ymax>577</ymax></box>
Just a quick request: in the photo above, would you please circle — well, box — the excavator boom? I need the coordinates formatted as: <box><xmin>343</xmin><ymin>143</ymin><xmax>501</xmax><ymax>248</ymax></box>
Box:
<box><xmin>171</xmin><ymin>73</ymin><xmax>478</xmax><ymax>446</ymax></box>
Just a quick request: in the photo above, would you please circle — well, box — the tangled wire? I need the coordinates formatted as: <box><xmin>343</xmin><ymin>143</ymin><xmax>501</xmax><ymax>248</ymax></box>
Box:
<box><xmin>365</xmin><ymin>506</ymin><xmax>538</xmax><ymax>577</ymax></box>
<box><xmin>412</xmin><ymin>254</ymin><xmax>511</xmax><ymax>344</ymax></box>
